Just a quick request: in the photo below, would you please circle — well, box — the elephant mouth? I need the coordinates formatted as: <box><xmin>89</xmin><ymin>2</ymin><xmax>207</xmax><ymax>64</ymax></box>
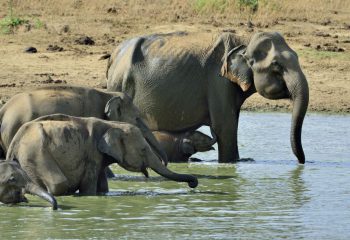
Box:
<box><xmin>1</xmin><ymin>191</ymin><xmax>28</xmax><ymax>204</ymax></box>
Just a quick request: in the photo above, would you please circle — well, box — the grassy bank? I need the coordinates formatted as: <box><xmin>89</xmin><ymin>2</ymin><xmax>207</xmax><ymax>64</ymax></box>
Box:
<box><xmin>2</xmin><ymin>0</ymin><xmax>349</xmax><ymax>24</ymax></box>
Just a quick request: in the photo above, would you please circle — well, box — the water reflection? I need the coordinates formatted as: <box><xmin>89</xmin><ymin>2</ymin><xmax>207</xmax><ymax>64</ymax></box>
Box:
<box><xmin>288</xmin><ymin>165</ymin><xmax>310</xmax><ymax>207</ymax></box>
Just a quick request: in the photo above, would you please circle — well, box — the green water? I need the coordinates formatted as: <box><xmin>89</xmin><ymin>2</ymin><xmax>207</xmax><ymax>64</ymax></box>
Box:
<box><xmin>1</xmin><ymin>113</ymin><xmax>349</xmax><ymax>239</ymax></box>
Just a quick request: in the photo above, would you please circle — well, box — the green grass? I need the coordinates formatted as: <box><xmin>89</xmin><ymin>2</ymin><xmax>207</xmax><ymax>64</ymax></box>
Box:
<box><xmin>193</xmin><ymin>0</ymin><xmax>259</xmax><ymax>20</ymax></box>
<box><xmin>0</xmin><ymin>0</ymin><xmax>29</xmax><ymax>34</ymax></box>
<box><xmin>298</xmin><ymin>48</ymin><xmax>350</xmax><ymax>61</ymax></box>
<box><xmin>0</xmin><ymin>16</ymin><xmax>28</xmax><ymax>34</ymax></box>
<box><xmin>194</xmin><ymin>0</ymin><xmax>228</xmax><ymax>13</ymax></box>
<box><xmin>0</xmin><ymin>0</ymin><xmax>45</xmax><ymax>34</ymax></box>
<box><xmin>238</xmin><ymin>0</ymin><xmax>258</xmax><ymax>11</ymax></box>
<box><xmin>34</xmin><ymin>18</ymin><xmax>44</xmax><ymax>29</ymax></box>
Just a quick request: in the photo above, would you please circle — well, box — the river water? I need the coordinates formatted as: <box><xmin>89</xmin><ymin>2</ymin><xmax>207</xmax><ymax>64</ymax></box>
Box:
<box><xmin>0</xmin><ymin>112</ymin><xmax>349</xmax><ymax>239</ymax></box>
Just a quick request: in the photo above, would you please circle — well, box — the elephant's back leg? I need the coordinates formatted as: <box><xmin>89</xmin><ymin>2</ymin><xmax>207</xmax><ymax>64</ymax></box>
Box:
<box><xmin>15</xmin><ymin>124</ymin><xmax>71</xmax><ymax>195</ymax></box>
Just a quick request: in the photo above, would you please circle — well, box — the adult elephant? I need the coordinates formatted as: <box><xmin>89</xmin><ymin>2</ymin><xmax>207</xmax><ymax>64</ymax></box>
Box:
<box><xmin>106</xmin><ymin>31</ymin><xmax>309</xmax><ymax>164</ymax></box>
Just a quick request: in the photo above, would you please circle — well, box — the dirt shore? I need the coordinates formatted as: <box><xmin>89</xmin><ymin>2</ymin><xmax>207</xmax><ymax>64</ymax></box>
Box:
<box><xmin>0</xmin><ymin>1</ymin><xmax>349</xmax><ymax>113</ymax></box>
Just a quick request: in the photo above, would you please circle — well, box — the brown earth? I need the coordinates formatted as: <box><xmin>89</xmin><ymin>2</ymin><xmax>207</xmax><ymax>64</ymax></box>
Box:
<box><xmin>0</xmin><ymin>0</ymin><xmax>349</xmax><ymax>113</ymax></box>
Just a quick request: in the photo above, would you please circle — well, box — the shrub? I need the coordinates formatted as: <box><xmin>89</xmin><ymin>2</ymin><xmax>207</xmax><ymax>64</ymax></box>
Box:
<box><xmin>0</xmin><ymin>0</ymin><xmax>29</xmax><ymax>34</ymax></box>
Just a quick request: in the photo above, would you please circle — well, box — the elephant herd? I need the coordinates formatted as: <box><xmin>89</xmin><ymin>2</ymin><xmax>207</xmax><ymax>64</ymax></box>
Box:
<box><xmin>0</xmin><ymin>31</ymin><xmax>309</xmax><ymax>210</ymax></box>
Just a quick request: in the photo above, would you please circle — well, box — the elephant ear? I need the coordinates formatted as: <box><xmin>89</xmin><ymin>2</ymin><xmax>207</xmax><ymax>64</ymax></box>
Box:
<box><xmin>220</xmin><ymin>45</ymin><xmax>252</xmax><ymax>91</ymax></box>
<box><xmin>220</xmin><ymin>44</ymin><xmax>246</xmax><ymax>78</ymax></box>
<box><xmin>104</xmin><ymin>96</ymin><xmax>123</xmax><ymax>120</ymax></box>
<box><xmin>98</xmin><ymin>128</ymin><xmax>124</xmax><ymax>163</ymax></box>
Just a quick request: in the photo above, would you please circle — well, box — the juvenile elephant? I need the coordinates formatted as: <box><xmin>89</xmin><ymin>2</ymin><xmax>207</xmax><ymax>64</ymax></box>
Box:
<box><xmin>106</xmin><ymin>31</ymin><xmax>309</xmax><ymax>164</ymax></box>
<box><xmin>0</xmin><ymin>114</ymin><xmax>198</xmax><ymax>209</ymax></box>
<box><xmin>153</xmin><ymin>130</ymin><xmax>216</xmax><ymax>162</ymax></box>
<box><xmin>0</xmin><ymin>86</ymin><xmax>167</xmax><ymax>163</ymax></box>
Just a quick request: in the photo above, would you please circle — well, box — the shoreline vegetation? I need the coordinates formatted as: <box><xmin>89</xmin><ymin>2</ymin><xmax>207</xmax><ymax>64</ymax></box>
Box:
<box><xmin>0</xmin><ymin>0</ymin><xmax>349</xmax><ymax>114</ymax></box>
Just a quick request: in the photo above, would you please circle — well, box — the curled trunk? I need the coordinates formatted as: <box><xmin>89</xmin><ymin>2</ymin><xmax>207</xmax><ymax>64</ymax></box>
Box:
<box><xmin>148</xmin><ymin>159</ymin><xmax>198</xmax><ymax>188</ymax></box>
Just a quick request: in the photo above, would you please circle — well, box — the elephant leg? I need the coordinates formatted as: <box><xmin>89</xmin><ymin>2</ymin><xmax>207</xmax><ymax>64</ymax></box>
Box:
<box><xmin>79</xmin><ymin>162</ymin><xmax>99</xmax><ymax>195</ymax></box>
<box><xmin>97</xmin><ymin>169</ymin><xmax>109</xmax><ymax>194</ymax></box>
<box><xmin>210</xmin><ymin>107</ymin><xmax>240</xmax><ymax>163</ymax></box>
<box><xmin>214</xmin><ymin>121</ymin><xmax>240</xmax><ymax>163</ymax></box>
<box><xmin>25</xmin><ymin>151</ymin><xmax>70</xmax><ymax>195</ymax></box>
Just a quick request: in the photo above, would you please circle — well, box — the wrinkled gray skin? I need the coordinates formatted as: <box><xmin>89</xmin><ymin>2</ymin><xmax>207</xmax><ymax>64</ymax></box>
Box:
<box><xmin>0</xmin><ymin>114</ymin><xmax>198</xmax><ymax>209</ymax></box>
<box><xmin>153</xmin><ymin>130</ymin><xmax>216</xmax><ymax>162</ymax></box>
<box><xmin>106</xmin><ymin>31</ymin><xmax>309</xmax><ymax>163</ymax></box>
<box><xmin>0</xmin><ymin>86</ymin><xmax>167</xmax><ymax>166</ymax></box>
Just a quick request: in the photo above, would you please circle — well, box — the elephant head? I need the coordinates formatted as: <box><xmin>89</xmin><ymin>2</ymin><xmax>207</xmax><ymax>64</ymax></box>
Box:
<box><xmin>105</xmin><ymin>94</ymin><xmax>168</xmax><ymax>165</ymax></box>
<box><xmin>0</xmin><ymin>161</ymin><xmax>57</xmax><ymax>209</ymax></box>
<box><xmin>181</xmin><ymin>131</ymin><xmax>216</xmax><ymax>155</ymax></box>
<box><xmin>244</xmin><ymin>32</ymin><xmax>309</xmax><ymax>164</ymax></box>
<box><xmin>98</xmin><ymin>127</ymin><xmax>198</xmax><ymax>188</ymax></box>
<box><xmin>220</xmin><ymin>45</ymin><xmax>253</xmax><ymax>92</ymax></box>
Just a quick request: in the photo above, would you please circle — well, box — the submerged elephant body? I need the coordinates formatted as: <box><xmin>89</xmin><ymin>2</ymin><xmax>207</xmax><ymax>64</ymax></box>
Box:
<box><xmin>0</xmin><ymin>85</ymin><xmax>166</xmax><ymax>163</ymax></box>
<box><xmin>106</xmin><ymin>31</ymin><xmax>309</xmax><ymax>163</ymax></box>
<box><xmin>0</xmin><ymin>114</ymin><xmax>198</xmax><ymax>209</ymax></box>
<box><xmin>153</xmin><ymin>130</ymin><xmax>216</xmax><ymax>162</ymax></box>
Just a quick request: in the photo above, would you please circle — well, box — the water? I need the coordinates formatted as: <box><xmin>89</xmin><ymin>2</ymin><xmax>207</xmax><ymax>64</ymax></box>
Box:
<box><xmin>1</xmin><ymin>112</ymin><xmax>349</xmax><ymax>239</ymax></box>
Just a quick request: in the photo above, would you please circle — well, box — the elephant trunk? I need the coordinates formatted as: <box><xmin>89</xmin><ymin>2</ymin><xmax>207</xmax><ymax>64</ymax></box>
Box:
<box><xmin>25</xmin><ymin>182</ymin><xmax>58</xmax><ymax>210</ymax></box>
<box><xmin>148</xmin><ymin>158</ymin><xmax>198</xmax><ymax>188</ymax></box>
<box><xmin>286</xmin><ymin>69</ymin><xmax>309</xmax><ymax>164</ymax></box>
<box><xmin>136</xmin><ymin>118</ymin><xmax>168</xmax><ymax>165</ymax></box>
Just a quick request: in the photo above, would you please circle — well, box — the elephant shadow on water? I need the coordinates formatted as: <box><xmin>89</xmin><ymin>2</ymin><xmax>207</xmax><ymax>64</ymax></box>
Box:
<box><xmin>110</xmin><ymin>173</ymin><xmax>236</xmax><ymax>181</ymax></box>
<box><xmin>105</xmin><ymin>189</ymin><xmax>230</xmax><ymax>197</ymax></box>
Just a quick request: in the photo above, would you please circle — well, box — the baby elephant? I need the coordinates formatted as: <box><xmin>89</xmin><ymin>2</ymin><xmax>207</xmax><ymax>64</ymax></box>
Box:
<box><xmin>0</xmin><ymin>114</ymin><xmax>198</xmax><ymax>209</ymax></box>
<box><xmin>153</xmin><ymin>131</ymin><xmax>216</xmax><ymax>162</ymax></box>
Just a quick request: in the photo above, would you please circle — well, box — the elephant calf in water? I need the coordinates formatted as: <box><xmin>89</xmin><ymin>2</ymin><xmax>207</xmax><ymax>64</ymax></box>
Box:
<box><xmin>0</xmin><ymin>114</ymin><xmax>198</xmax><ymax>210</ymax></box>
<box><xmin>153</xmin><ymin>130</ymin><xmax>216</xmax><ymax>162</ymax></box>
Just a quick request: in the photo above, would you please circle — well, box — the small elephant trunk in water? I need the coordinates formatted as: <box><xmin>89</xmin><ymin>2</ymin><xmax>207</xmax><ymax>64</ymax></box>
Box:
<box><xmin>25</xmin><ymin>182</ymin><xmax>58</xmax><ymax>210</ymax></box>
<box><xmin>148</xmin><ymin>158</ymin><xmax>198</xmax><ymax>188</ymax></box>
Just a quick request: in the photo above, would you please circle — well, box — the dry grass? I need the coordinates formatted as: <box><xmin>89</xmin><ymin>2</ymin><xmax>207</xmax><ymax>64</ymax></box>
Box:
<box><xmin>0</xmin><ymin>0</ymin><xmax>349</xmax><ymax>113</ymax></box>
<box><xmin>3</xmin><ymin>0</ymin><xmax>350</xmax><ymax>24</ymax></box>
